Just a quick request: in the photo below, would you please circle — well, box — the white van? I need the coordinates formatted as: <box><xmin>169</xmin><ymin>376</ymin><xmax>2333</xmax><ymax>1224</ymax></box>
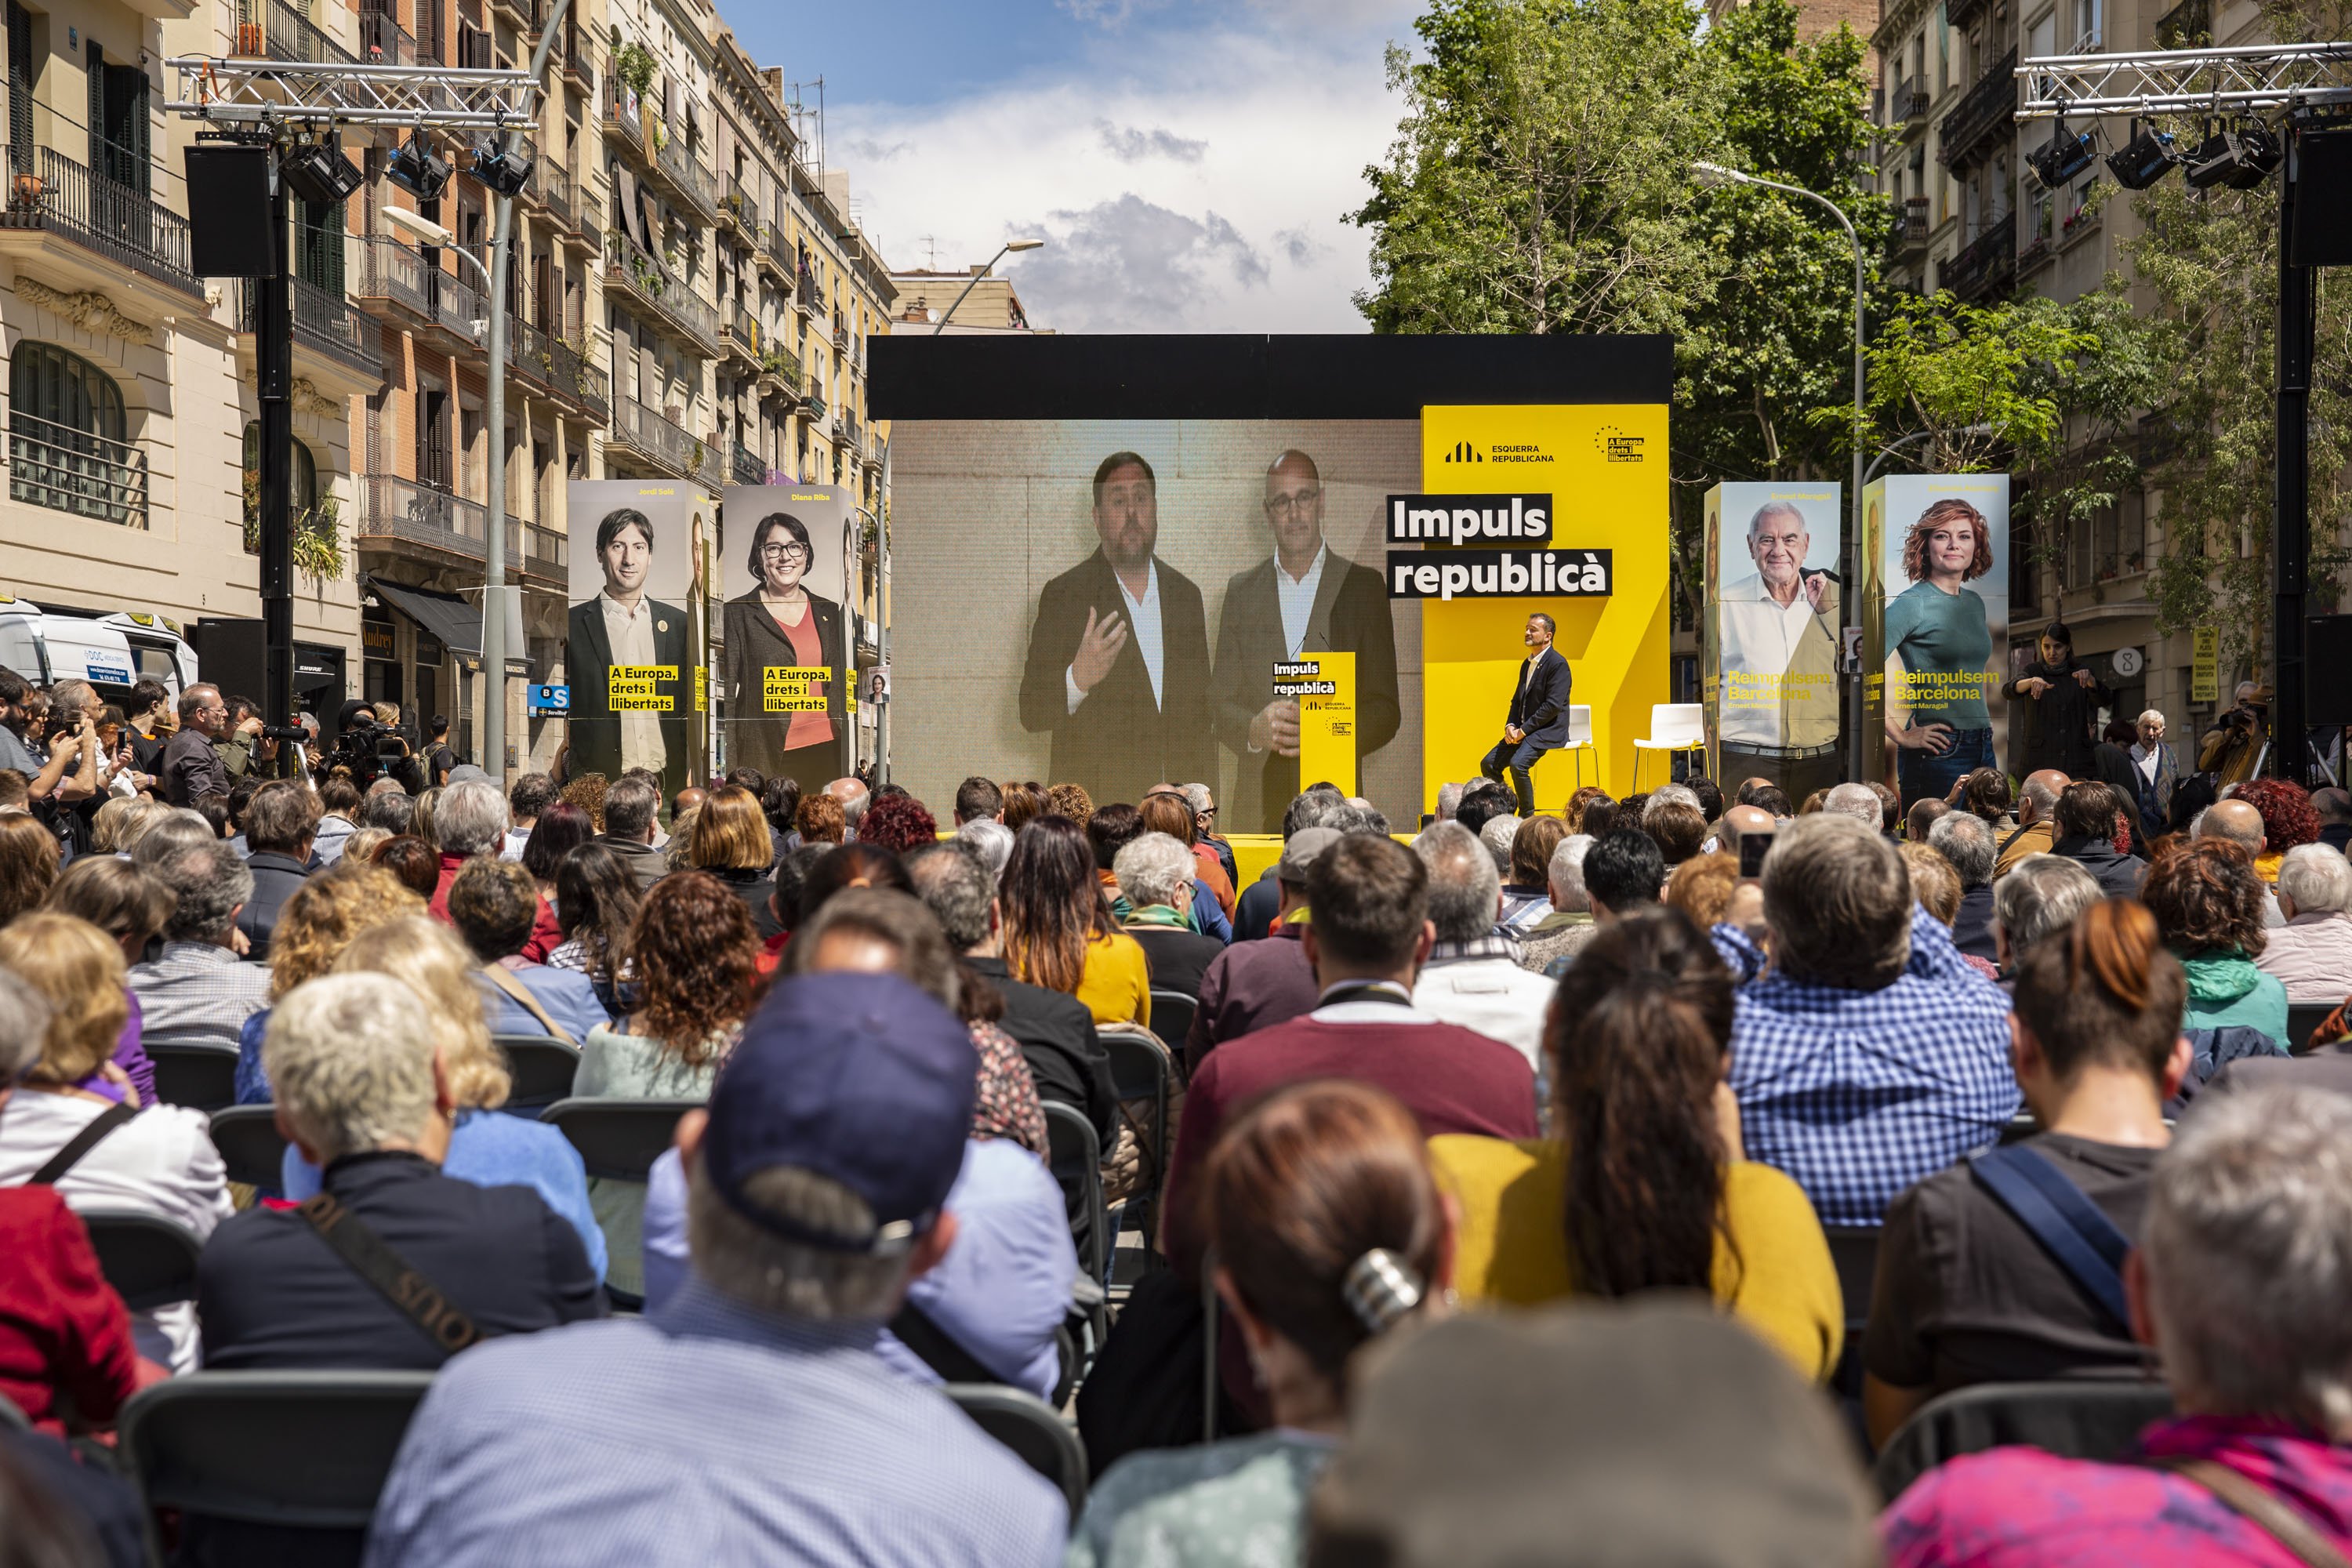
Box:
<box><xmin>0</xmin><ymin>595</ymin><xmax>200</xmax><ymax>707</ymax></box>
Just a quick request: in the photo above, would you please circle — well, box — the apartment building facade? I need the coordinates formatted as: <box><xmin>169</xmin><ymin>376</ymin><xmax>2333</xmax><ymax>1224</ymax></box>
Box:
<box><xmin>1868</xmin><ymin>0</ymin><xmax>2262</xmax><ymax>752</ymax></box>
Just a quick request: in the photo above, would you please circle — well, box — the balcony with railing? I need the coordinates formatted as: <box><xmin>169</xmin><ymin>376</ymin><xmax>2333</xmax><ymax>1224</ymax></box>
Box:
<box><xmin>830</xmin><ymin>309</ymin><xmax>848</xmax><ymax>350</ymax></box>
<box><xmin>601</xmin><ymin>80</ymin><xmax>644</xmax><ymax>160</ymax></box>
<box><xmin>609</xmin><ymin>395</ymin><xmax>719</xmax><ymax>485</ymax></box>
<box><xmin>354</xmin><ymin>236</ymin><xmax>433</xmax><ymax>325</ymax></box>
<box><xmin>757</xmin><ymin>220</ymin><xmax>791</xmax><ymax>281</ymax></box>
<box><xmin>719</xmin><ymin>176</ymin><xmax>753</xmax><ymax>234</ymax></box>
<box><xmin>602</xmin><ymin>228</ymin><xmax>720</xmax><ymax>354</ymax></box>
<box><xmin>422</xmin><ymin>260</ymin><xmax>489</xmax><ymax>353</ymax></box>
<box><xmin>9</xmin><ymin>412</ymin><xmax>148</xmax><ymax>528</ymax></box>
<box><xmin>1890</xmin><ymin>196</ymin><xmax>1930</xmax><ymax>260</ymax></box>
<box><xmin>357</xmin><ymin>0</ymin><xmax>418</xmax><ymax>64</ymax></box>
<box><xmin>730</xmin><ymin>441</ymin><xmax>764</xmax><ymax>487</ymax></box>
<box><xmin>254</xmin><ymin>0</ymin><xmax>354</xmax><ymax>65</ymax></box>
<box><xmin>2</xmin><ymin>147</ymin><xmax>201</xmax><ymax>298</ymax></box>
<box><xmin>1890</xmin><ymin>74</ymin><xmax>1932</xmax><ymax>129</ymax></box>
<box><xmin>1944</xmin><ymin>218</ymin><xmax>2016</xmax><ymax>301</ymax></box>
<box><xmin>648</xmin><ymin>132</ymin><xmax>719</xmax><ymax>223</ymax></box>
<box><xmin>757</xmin><ymin>343</ymin><xmax>802</xmax><ymax>400</ymax></box>
<box><xmin>238</xmin><ymin>276</ymin><xmax>384</xmax><ymax>381</ymax></box>
<box><xmin>721</xmin><ymin>301</ymin><xmax>761</xmax><ymax>362</ymax></box>
<box><xmin>793</xmin><ymin>263</ymin><xmax>818</xmax><ymax>316</ymax></box>
<box><xmin>1938</xmin><ymin>49</ymin><xmax>2018</xmax><ymax>167</ymax></box>
<box><xmin>358</xmin><ymin>473</ymin><xmax>488</xmax><ymax>562</ymax></box>
<box><xmin>510</xmin><ymin>317</ymin><xmax>610</xmax><ymax>420</ymax></box>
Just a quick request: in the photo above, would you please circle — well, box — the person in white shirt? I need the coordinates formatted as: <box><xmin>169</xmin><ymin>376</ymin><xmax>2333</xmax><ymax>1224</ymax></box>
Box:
<box><xmin>1717</xmin><ymin>499</ymin><xmax>1842</xmax><ymax>804</ymax></box>
<box><xmin>1406</xmin><ymin>822</ymin><xmax>1553</xmax><ymax>1074</ymax></box>
<box><xmin>564</xmin><ymin>507</ymin><xmax>691</xmax><ymax>797</ymax></box>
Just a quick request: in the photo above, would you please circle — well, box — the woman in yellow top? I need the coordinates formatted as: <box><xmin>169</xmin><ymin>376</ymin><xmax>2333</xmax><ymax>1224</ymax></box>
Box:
<box><xmin>1428</xmin><ymin>907</ymin><xmax>1843</xmax><ymax>1381</ymax></box>
<box><xmin>1000</xmin><ymin>812</ymin><xmax>1150</xmax><ymax>1028</ymax></box>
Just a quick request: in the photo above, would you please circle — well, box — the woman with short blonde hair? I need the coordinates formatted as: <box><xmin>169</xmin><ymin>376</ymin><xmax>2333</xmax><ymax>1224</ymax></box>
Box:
<box><xmin>687</xmin><ymin>786</ymin><xmax>781</xmax><ymax>939</ymax></box>
<box><xmin>272</xmin><ymin>914</ymin><xmax>608</xmax><ymax>1279</ymax></box>
<box><xmin>231</xmin><ymin>864</ymin><xmax>423</xmax><ymax>1105</ymax></box>
<box><xmin>0</xmin><ymin>911</ymin><xmax>231</xmax><ymax>1371</ymax></box>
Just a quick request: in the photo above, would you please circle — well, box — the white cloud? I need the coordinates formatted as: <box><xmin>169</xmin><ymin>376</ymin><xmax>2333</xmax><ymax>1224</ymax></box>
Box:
<box><xmin>829</xmin><ymin>9</ymin><xmax>1414</xmax><ymax>332</ymax></box>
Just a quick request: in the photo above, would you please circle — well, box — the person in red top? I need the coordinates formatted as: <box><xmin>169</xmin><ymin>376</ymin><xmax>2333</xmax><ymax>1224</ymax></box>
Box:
<box><xmin>1882</xmin><ymin>1084</ymin><xmax>2352</xmax><ymax>1567</ymax></box>
<box><xmin>428</xmin><ymin>779</ymin><xmax>560</xmax><ymax>961</ymax></box>
<box><xmin>0</xmin><ymin>972</ymin><xmax>144</xmax><ymax>1435</ymax></box>
<box><xmin>1163</xmin><ymin>831</ymin><xmax>1538</xmax><ymax>1281</ymax></box>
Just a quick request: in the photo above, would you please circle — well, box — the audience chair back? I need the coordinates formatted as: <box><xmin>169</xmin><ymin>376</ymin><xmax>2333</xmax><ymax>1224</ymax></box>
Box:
<box><xmin>119</xmin><ymin>1370</ymin><xmax>435</xmax><ymax>1560</ymax></box>
<box><xmin>82</xmin><ymin>1210</ymin><xmax>205</xmax><ymax>1312</ymax></box>
<box><xmin>146</xmin><ymin>1041</ymin><xmax>240</xmax><ymax>1112</ymax></box>
<box><xmin>493</xmin><ymin>1036</ymin><xmax>583</xmax><ymax>1115</ymax></box>
<box><xmin>2288</xmin><ymin>1002</ymin><xmax>2339</xmax><ymax>1056</ymax></box>
<box><xmin>1872</xmin><ymin>1380</ymin><xmax>2176</xmax><ymax>1504</ymax></box>
<box><xmin>1043</xmin><ymin>1102</ymin><xmax>1110</xmax><ymax>1355</ymax></box>
<box><xmin>541</xmin><ymin>1098</ymin><xmax>691</xmax><ymax>1182</ymax></box>
<box><xmin>1099</xmin><ymin>1022</ymin><xmax>1178</xmax><ymax>1257</ymax></box>
<box><xmin>208</xmin><ymin>1105</ymin><xmax>292</xmax><ymax>1192</ymax></box>
<box><xmin>1145</xmin><ymin>991</ymin><xmax>1197</xmax><ymax>1062</ymax></box>
<box><xmin>943</xmin><ymin>1383</ymin><xmax>1088</xmax><ymax>1519</ymax></box>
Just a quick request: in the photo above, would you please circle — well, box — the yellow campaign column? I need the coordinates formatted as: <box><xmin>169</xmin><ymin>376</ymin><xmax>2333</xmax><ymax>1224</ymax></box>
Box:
<box><xmin>1287</xmin><ymin>652</ymin><xmax>1357</xmax><ymax>797</ymax></box>
<box><xmin>1417</xmin><ymin>406</ymin><xmax>1670</xmax><ymax>811</ymax></box>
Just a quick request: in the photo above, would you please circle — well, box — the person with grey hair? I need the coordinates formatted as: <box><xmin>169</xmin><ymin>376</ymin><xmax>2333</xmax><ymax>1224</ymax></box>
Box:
<box><xmin>2258</xmin><ymin>842</ymin><xmax>2352</xmax><ymax>1002</ymax></box>
<box><xmin>1408</xmin><ymin>821</ymin><xmax>1552</xmax><ymax>1070</ymax></box>
<box><xmin>1114</xmin><ymin>832</ymin><xmax>1225</xmax><ymax>1002</ymax></box>
<box><xmin>1519</xmin><ymin>833</ymin><xmax>1599</xmax><ymax>975</ymax></box>
<box><xmin>1990</xmin><ymin>854</ymin><xmax>2103</xmax><ymax>975</ymax></box>
<box><xmin>1995</xmin><ymin>768</ymin><xmax>2073</xmax><ymax>879</ymax></box>
<box><xmin>594</xmin><ymin>774</ymin><xmax>666</xmax><ymax>895</ymax></box>
<box><xmin>1178</xmin><ymin>781</ymin><xmax>1238</xmax><ymax>887</ymax></box>
<box><xmin>1822</xmin><ymin>782</ymin><xmax>1886</xmax><ymax>832</ymax></box>
<box><xmin>198</xmin><ymin>972</ymin><xmax>601</xmax><ymax>1387</ymax></box>
<box><xmin>1642</xmin><ymin>782</ymin><xmax>1700</xmax><ymax>822</ymax></box>
<box><xmin>236</xmin><ymin>779</ymin><xmax>321</xmax><ymax>962</ymax></box>
<box><xmin>1882</xmin><ymin>1086</ymin><xmax>2352</xmax><ymax>1562</ymax></box>
<box><xmin>1232</xmin><ymin>787</ymin><xmax>1350</xmax><ymax>943</ymax></box>
<box><xmin>129</xmin><ymin>839</ymin><xmax>270</xmax><ymax>1051</ymax></box>
<box><xmin>365</xmin><ymin>974</ymin><xmax>1070</xmax><ymax>1566</ymax></box>
<box><xmin>1721</xmin><ymin>814</ymin><xmax>2016</xmax><ymax>1226</ymax></box>
<box><xmin>129</xmin><ymin>807</ymin><xmax>218</xmax><ymax>873</ymax></box>
<box><xmin>955</xmin><ymin>815</ymin><xmax>1014</xmax><ymax>885</ymax></box>
<box><xmin>1929</xmin><ymin>810</ymin><xmax>2001</xmax><ymax>962</ymax></box>
<box><xmin>1477</xmin><ymin>811</ymin><xmax>1522</xmax><ymax>877</ymax></box>
<box><xmin>1434</xmin><ymin>780</ymin><xmax>1465</xmax><ymax>822</ymax></box>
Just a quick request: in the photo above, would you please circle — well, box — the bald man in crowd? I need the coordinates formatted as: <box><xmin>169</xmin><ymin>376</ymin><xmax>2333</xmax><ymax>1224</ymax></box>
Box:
<box><xmin>1994</xmin><ymin>768</ymin><xmax>2072</xmax><ymax>880</ymax></box>
<box><xmin>1210</xmin><ymin>449</ymin><xmax>1399</xmax><ymax>833</ymax></box>
<box><xmin>2198</xmin><ymin>797</ymin><xmax>2288</xmax><ymax>928</ymax></box>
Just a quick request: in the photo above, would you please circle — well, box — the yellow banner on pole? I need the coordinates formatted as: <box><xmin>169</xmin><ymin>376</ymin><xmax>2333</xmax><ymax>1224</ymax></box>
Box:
<box><xmin>2191</xmin><ymin>628</ymin><xmax>2219</xmax><ymax>704</ymax></box>
<box><xmin>1279</xmin><ymin>652</ymin><xmax>1357</xmax><ymax>798</ymax></box>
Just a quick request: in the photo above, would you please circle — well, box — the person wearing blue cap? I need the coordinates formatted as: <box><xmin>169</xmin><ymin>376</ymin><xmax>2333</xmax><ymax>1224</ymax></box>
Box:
<box><xmin>364</xmin><ymin>971</ymin><xmax>1068</xmax><ymax>1567</ymax></box>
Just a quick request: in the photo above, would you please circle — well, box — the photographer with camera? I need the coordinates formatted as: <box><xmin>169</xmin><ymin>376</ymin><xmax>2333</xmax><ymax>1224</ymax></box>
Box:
<box><xmin>2200</xmin><ymin>681</ymin><xmax>2268</xmax><ymax>787</ymax></box>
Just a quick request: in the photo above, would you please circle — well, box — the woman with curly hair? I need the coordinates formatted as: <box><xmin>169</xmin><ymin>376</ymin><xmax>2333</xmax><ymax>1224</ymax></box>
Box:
<box><xmin>307</xmin><ymin>916</ymin><xmax>606</xmax><ymax>1280</ymax></box>
<box><xmin>1045</xmin><ymin>781</ymin><xmax>1094</xmax><ymax>830</ymax></box>
<box><xmin>232</xmin><ymin>864</ymin><xmax>424</xmax><ymax>1103</ymax></box>
<box><xmin>2231</xmin><ymin>777</ymin><xmax>2321</xmax><ymax>884</ymax></box>
<box><xmin>857</xmin><ymin>789</ymin><xmax>939</xmax><ymax>855</ymax></box>
<box><xmin>1000</xmin><ymin>814</ymin><xmax>1150</xmax><ymax>1028</ymax></box>
<box><xmin>578</xmin><ymin>870</ymin><xmax>760</xmax><ymax>1101</ymax></box>
<box><xmin>557</xmin><ymin>771</ymin><xmax>609</xmax><ymax>833</ymax></box>
<box><xmin>794</xmin><ymin>789</ymin><xmax>846</xmax><ymax>846</ymax></box>
<box><xmin>0</xmin><ymin>811</ymin><xmax>59</xmax><ymax>929</ymax></box>
<box><xmin>1885</xmin><ymin>496</ymin><xmax>2000</xmax><ymax>808</ymax></box>
<box><xmin>1951</xmin><ymin>765</ymin><xmax>2013</xmax><ymax>827</ymax></box>
<box><xmin>1000</xmin><ymin>781</ymin><xmax>1048</xmax><ymax>834</ymax></box>
<box><xmin>2143</xmin><ymin>838</ymin><xmax>2288</xmax><ymax>1051</ymax></box>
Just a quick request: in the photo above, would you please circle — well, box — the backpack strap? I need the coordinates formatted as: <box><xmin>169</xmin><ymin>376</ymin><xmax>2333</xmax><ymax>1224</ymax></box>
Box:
<box><xmin>25</xmin><ymin>1102</ymin><xmax>139</xmax><ymax>1186</ymax></box>
<box><xmin>1967</xmin><ymin>1144</ymin><xmax>2132</xmax><ymax>1330</ymax></box>
<box><xmin>297</xmin><ymin>1191</ymin><xmax>483</xmax><ymax>1359</ymax></box>
<box><xmin>2144</xmin><ymin>1456</ymin><xmax>2352</xmax><ymax>1568</ymax></box>
<box><xmin>888</xmin><ymin>1300</ymin><xmax>997</xmax><ymax>1385</ymax></box>
<box><xmin>479</xmin><ymin>964</ymin><xmax>576</xmax><ymax>1047</ymax></box>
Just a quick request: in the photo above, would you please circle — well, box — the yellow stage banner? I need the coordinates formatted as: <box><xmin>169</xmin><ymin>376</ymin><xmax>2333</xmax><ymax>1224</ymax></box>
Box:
<box><xmin>1278</xmin><ymin>652</ymin><xmax>1357</xmax><ymax>797</ymax></box>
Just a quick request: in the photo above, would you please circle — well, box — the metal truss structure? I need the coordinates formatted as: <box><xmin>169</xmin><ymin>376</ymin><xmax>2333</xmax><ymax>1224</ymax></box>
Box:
<box><xmin>165</xmin><ymin>58</ymin><xmax>539</xmax><ymax>130</ymax></box>
<box><xmin>2016</xmin><ymin>41</ymin><xmax>2352</xmax><ymax>118</ymax></box>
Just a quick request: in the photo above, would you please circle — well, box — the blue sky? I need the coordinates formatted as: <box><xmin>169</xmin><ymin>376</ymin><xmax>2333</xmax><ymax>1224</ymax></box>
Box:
<box><xmin>713</xmin><ymin>0</ymin><xmax>1425</xmax><ymax>332</ymax></box>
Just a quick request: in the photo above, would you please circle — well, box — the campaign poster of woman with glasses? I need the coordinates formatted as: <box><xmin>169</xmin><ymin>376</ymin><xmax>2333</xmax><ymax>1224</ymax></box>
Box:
<box><xmin>720</xmin><ymin>490</ymin><xmax>850</xmax><ymax>788</ymax></box>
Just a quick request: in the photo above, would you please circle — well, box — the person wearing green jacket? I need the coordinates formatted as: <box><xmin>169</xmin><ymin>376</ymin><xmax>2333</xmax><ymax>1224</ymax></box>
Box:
<box><xmin>2144</xmin><ymin>837</ymin><xmax>2290</xmax><ymax>1052</ymax></box>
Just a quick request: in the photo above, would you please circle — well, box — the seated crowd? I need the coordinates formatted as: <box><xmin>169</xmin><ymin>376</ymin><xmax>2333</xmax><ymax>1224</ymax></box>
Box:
<box><xmin>3</xmin><ymin>702</ymin><xmax>2352</xmax><ymax>1567</ymax></box>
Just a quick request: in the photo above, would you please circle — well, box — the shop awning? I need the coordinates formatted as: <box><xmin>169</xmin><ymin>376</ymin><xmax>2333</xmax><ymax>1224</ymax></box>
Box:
<box><xmin>367</xmin><ymin>576</ymin><xmax>481</xmax><ymax>658</ymax></box>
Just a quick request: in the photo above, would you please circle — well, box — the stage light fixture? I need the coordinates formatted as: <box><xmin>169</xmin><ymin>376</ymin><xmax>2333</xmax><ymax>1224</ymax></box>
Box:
<box><xmin>469</xmin><ymin>140</ymin><xmax>532</xmax><ymax>198</ymax></box>
<box><xmin>2028</xmin><ymin>120</ymin><xmax>2099</xmax><ymax>190</ymax></box>
<box><xmin>2105</xmin><ymin>119</ymin><xmax>2179</xmax><ymax>190</ymax></box>
<box><xmin>281</xmin><ymin>132</ymin><xmax>363</xmax><ymax>207</ymax></box>
<box><xmin>2184</xmin><ymin>121</ymin><xmax>2283</xmax><ymax>190</ymax></box>
<box><xmin>387</xmin><ymin>131</ymin><xmax>450</xmax><ymax>201</ymax></box>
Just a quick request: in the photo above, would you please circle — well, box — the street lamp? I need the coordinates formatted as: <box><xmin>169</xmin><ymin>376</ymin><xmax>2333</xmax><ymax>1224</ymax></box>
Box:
<box><xmin>1693</xmin><ymin>159</ymin><xmax>1868</xmax><ymax>784</ymax></box>
<box><xmin>381</xmin><ymin>205</ymin><xmax>486</xmax><ymax>289</ymax></box>
<box><xmin>932</xmin><ymin>238</ymin><xmax>1044</xmax><ymax>333</ymax></box>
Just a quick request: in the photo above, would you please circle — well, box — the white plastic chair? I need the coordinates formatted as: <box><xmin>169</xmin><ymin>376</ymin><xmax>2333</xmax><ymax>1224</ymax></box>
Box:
<box><xmin>1631</xmin><ymin>702</ymin><xmax>1706</xmax><ymax>791</ymax></box>
<box><xmin>1555</xmin><ymin>704</ymin><xmax>1595</xmax><ymax>790</ymax></box>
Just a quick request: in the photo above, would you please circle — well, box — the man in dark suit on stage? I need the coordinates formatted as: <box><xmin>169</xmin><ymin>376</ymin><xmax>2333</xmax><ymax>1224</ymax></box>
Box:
<box><xmin>1210</xmin><ymin>449</ymin><xmax>1400</xmax><ymax>833</ymax></box>
<box><xmin>565</xmin><ymin>506</ymin><xmax>691</xmax><ymax>795</ymax></box>
<box><xmin>1018</xmin><ymin>452</ymin><xmax>1214</xmax><ymax>804</ymax></box>
<box><xmin>1482</xmin><ymin>612</ymin><xmax>1573</xmax><ymax>818</ymax></box>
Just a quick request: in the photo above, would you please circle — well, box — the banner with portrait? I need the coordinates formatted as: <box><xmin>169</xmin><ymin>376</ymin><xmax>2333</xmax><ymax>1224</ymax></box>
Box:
<box><xmin>1702</xmin><ymin>482</ymin><xmax>1843</xmax><ymax>804</ymax></box>
<box><xmin>562</xmin><ymin>479</ymin><xmax>710</xmax><ymax>800</ymax></box>
<box><xmin>717</xmin><ymin>485</ymin><xmax>855</xmax><ymax>793</ymax></box>
<box><xmin>1872</xmin><ymin>474</ymin><xmax>2012</xmax><ymax>809</ymax></box>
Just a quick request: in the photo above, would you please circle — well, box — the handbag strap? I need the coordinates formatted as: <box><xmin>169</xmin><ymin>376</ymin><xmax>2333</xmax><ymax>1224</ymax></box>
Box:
<box><xmin>296</xmin><ymin>1191</ymin><xmax>483</xmax><ymax>1359</ymax></box>
<box><xmin>479</xmin><ymin>964</ymin><xmax>576</xmax><ymax>1047</ymax></box>
<box><xmin>26</xmin><ymin>1102</ymin><xmax>138</xmax><ymax>1186</ymax></box>
<box><xmin>1967</xmin><ymin>1144</ymin><xmax>2132</xmax><ymax>1330</ymax></box>
<box><xmin>2147</xmin><ymin>1456</ymin><xmax>2352</xmax><ymax>1568</ymax></box>
<box><xmin>888</xmin><ymin>1299</ymin><xmax>997</xmax><ymax>1385</ymax></box>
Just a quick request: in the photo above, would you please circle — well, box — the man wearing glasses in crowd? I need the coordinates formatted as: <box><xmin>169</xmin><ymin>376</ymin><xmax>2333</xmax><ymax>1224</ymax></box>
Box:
<box><xmin>1210</xmin><ymin>449</ymin><xmax>1399</xmax><ymax>833</ymax></box>
<box><xmin>164</xmin><ymin>684</ymin><xmax>232</xmax><ymax>808</ymax></box>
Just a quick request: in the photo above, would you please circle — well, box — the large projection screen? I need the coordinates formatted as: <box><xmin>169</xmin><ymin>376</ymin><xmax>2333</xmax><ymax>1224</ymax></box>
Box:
<box><xmin>869</xmin><ymin>336</ymin><xmax>1674</xmax><ymax>833</ymax></box>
